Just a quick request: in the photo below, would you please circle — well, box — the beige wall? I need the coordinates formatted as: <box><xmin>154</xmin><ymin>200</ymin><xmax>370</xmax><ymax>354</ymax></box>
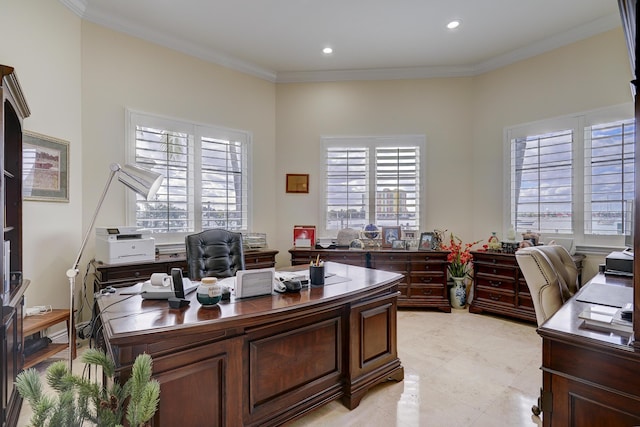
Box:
<box><xmin>470</xmin><ymin>28</ymin><xmax>632</xmax><ymax>278</ymax></box>
<box><xmin>0</xmin><ymin>2</ymin><xmax>632</xmax><ymax>312</ymax></box>
<box><xmin>274</xmin><ymin>78</ymin><xmax>474</xmax><ymax>264</ymax></box>
<box><xmin>274</xmin><ymin>28</ymin><xmax>632</xmax><ymax>274</ymax></box>
<box><xmin>0</xmin><ymin>0</ymin><xmax>82</xmax><ymax>310</ymax></box>
<box><xmin>81</xmin><ymin>21</ymin><xmax>277</xmax><ymax>245</ymax></box>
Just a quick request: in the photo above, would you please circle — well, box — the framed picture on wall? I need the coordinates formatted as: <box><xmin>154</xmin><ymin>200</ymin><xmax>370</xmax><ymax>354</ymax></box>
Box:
<box><xmin>381</xmin><ymin>226</ymin><xmax>401</xmax><ymax>248</ymax></box>
<box><xmin>286</xmin><ymin>174</ymin><xmax>309</xmax><ymax>193</ymax></box>
<box><xmin>22</xmin><ymin>131</ymin><xmax>69</xmax><ymax>202</ymax></box>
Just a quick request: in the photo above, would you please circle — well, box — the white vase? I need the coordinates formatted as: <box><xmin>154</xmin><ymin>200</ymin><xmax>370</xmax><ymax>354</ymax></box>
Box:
<box><xmin>450</xmin><ymin>277</ymin><xmax>467</xmax><ymax>309</ymax></box>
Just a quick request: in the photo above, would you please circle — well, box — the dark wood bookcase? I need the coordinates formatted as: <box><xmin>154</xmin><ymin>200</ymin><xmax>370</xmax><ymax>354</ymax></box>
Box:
<box><xmin>1</xmin><ymin>65</ymin><xmax>30</xmax><ymax>427</ymax></box>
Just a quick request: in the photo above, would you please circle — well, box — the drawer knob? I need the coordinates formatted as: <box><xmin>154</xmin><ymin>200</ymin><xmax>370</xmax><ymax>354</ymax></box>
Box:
<box><xmin>489</xmin><ymin>281</ymin><xmax>501</xmax><ymax>287</ymax></box>
<box><xmin>134</xmin><ymin>272</ymin><xmax>141</xmax><ymax>277</ymax></box>
<box><xmin>422</xmin><ymin>289</ymin><xmax>432</xmax><ymax>295</ymax></box>
<box><xmin>490</xmin><ymin>294</ymin><xmax>502</xmax><ymax>301</ymax></box>
<box><xmin>492</xmin><ymin>268</ymin><xmax>497</xmax><ymax>274</ymax></box>
<box><xmin>421</xmin><ymin>277</ymin><xmax>433</xmax><ymax>283</ymax></box>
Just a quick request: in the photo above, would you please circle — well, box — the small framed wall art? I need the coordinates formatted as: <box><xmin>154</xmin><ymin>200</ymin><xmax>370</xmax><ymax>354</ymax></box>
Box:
<box><xmin>22</xmin><ymin>131</ymin><xmax>69</xmax><ymax>202</ymax></box>
<box><xmin>286</xmin><ymin>174</ymin><xmax>309</xmax><ymax>193</ymax></box>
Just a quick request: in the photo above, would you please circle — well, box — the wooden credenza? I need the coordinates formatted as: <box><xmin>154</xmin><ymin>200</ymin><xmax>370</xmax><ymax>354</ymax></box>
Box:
<box><xmin>537</xmin><ymin>273</ymin><xmax>640</xmax><ymax>425</ymax></box>
<box><xmin>469</xmin><ymin>251</ymin><xmax>584</xmax><ymax>323</ymax></box>
<box><xmin>92</xmin><ymin>249</ymin><xmax>279</xmax><ymax>291</ymax></box>
<box><xmin>97</xmin><ymin>262</ymin><xmax>404</xmax><ymax>426</ymax></box>
<box><xmin>290</xmin><ymin>248</ymin><xmax>450</xmax><ymax>312</ymax></box>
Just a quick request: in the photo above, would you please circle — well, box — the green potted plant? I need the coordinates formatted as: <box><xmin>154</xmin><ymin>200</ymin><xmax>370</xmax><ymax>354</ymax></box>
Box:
<box><xmin>16</xmin><ymin>348</ymin><xmax>160</xmax><ymax>427</ymax></box>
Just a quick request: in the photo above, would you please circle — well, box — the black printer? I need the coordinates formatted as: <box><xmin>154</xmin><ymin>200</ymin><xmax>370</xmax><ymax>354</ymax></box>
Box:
<box><xmin>605</xmin><ymin>250</ymin><xmax>633</xmax><ymax>276</ymax></box>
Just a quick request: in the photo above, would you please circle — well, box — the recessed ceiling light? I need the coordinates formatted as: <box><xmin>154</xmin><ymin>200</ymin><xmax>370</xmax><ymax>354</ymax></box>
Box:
<box><xmin>322</xmin><ymin>47</ymin><xmax>333</xmax><ymax>55</ymax></box>
<box><xmin>447</xmin><ymin>20</ymin><xmax>461</xmax><ymax>30</ymax></box>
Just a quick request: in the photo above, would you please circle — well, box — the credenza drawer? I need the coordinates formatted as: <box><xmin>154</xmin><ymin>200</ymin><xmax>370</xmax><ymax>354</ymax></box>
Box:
<box><xmin>409</xmin><ymin>284</ymin><xmax>443</xmax><ymax>298</ymax></box>
<box><xmin>475</xmin><ymin>264</ymin><xmax>517</xmax><ymax>279</ymax></box>
<box><xmin>409</xmin><ymin>273</ymin><xmax>445</xmax><ymax>285</ymax></box>
<box><xmin>475</xmin><ymin>276</ymin><xmax>513</xmax><ymax>292</ymax></box>
<box><xmin>474</xmin><ymin>288</ymin><xmax>516</xmax><ymax>306</ymax></box>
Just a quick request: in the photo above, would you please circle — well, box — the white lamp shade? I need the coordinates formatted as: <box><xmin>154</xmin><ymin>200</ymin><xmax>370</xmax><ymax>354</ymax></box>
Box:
<box><xmin>117</xmin><ymin>163</ymin><xmax>163</xmax><ymax>200</ymax></box>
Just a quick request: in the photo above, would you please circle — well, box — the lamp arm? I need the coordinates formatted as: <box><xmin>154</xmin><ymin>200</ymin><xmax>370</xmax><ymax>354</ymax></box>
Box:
<box><xmin>66</xmin><ymin>164</ymin><xmax>119</xmax><ymax>278</ymax></box>
<box><xmin>65</xmin><ymin>163</ymin><xmax>120</xmax><ymax>372</ymax></box>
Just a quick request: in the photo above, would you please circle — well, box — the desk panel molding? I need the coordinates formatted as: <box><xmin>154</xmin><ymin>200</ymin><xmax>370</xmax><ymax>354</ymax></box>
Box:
<box><xmin>97</xmin><ymin>262</ymin><xmax>404</xmax><ymax>426</ymax></box>
<box><xmin>537</xmin><ymin>273</ymin><xmax>640</xmax><ymax>426</ymax></box>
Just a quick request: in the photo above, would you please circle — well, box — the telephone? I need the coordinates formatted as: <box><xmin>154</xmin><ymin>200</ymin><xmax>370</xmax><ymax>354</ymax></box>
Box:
<box><xmin>274</xmin><ymin>277</ymin><xmax>301</xmax><ymax>293</ymax></box>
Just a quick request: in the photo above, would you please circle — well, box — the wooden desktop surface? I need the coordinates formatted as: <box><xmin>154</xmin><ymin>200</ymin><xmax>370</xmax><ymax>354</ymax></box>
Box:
<box><xmin>96</xmin><ymin>262</ymin><xmax>405</xmax><ymax>427</ymax></box>
<box><xmin>537</xmin><ymin>273</ymin><xmax>640</xmax><ymax>425</ymax></box>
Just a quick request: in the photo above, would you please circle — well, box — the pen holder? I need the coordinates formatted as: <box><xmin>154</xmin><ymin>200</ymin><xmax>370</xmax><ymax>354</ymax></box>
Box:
<box><xmin>309</xmin><ymin>265</ymin><xmax>325</xmax><ymax>286</ymax></box>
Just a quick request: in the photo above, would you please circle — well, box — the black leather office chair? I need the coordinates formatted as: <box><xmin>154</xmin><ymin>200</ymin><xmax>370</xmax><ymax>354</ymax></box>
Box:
<box><xmin>185</xmin><ymin>229</ymin><xmax>245</xmax><ymax>280</ymax></box>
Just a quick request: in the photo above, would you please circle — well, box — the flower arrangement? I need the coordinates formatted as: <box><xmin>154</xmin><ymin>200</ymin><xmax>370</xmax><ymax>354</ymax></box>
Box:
<box><xmin>439</xmin><ymin>233</ymin><xmax>482</xmax><ymax>278</ymax></box>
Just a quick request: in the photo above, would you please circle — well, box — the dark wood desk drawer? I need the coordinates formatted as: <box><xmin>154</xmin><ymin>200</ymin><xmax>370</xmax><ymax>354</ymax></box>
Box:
<box><xmin>243</xmin><ymin>250</ymin><xmax>278</xmax><ymax>269</ymax></box>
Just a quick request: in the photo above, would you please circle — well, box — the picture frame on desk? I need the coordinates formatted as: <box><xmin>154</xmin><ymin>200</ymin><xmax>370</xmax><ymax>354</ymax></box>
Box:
<box><xmin>381</xmin><ymin>226</ymin><xmax>401</xmax><ymax>248</ymax></box>
<box><xmin>391</xmin><ymin>240</ymin><xmax>407</xmax><ymax>250</ymax></box>
<box><xmin>419</xmin><ymin>232</ymin><xmax>436</xmax><ymax>250</ymax></box>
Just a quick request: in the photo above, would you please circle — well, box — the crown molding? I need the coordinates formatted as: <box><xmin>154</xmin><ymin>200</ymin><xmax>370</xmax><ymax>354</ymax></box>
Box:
<box><xmin>57</xmin><ymin>0</ymin><xmax>86</xmax><ymax>16</ymax></box>
<box><xmin>58</xmin><ymin>1</ymin><xmax>620</xmax><ymax>84</ymax></box>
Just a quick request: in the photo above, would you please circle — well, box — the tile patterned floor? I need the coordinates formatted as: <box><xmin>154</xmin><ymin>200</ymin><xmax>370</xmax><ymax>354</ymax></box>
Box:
<box><xmin>18</xmin><ymin>309</ymin><xmax>544</xmax><ymax>427</ymax></box>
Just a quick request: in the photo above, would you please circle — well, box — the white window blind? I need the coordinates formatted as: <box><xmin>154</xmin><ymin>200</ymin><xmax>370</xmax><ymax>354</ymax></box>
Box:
<box><xmin>325</xmin><ymin>147</ymin><xmax>369</xmax><ymax>230</ymax></box>
<box><xmin>127</xmin><ymin>110</ymin><xmax>251</xmax><ymax>240</ymax></box>
<box><xmin>506</xmin><ymin>104</ymin><xmax>635</xmax><ymax>247</ymax></box>
<box><xmin>510</xmin><ymin>130</ymin><xmax>573</xmax><ymax>234</ymax></box>
<box><xmin>375</xmin><ymin>147</ymin><xmax>420</xmax><ymax>226</ymax></box>
<box><xmin>134</xmin><ymin>126</ymin><xmax>193</xmax><ymax>233</ymax></box>
<box><xmin>322</xmin><ymin>135</ymin><xmax>424</xmax><ymax>233</ymax></box>
<box><xmin>584</xmin><ymin>119</ymin><xmax>635</xmax><ymax>236</ymax></box>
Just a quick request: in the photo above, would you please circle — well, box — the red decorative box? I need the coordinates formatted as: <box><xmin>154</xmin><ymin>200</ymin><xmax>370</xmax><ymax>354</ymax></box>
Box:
<box><xmin>293</xmin><ymin>225</ymin><xmax>316</xmax><ymax>248</ymax></box>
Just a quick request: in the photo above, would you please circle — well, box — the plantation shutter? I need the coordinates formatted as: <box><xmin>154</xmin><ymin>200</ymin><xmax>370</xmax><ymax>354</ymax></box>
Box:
<box><xmin>374</xmin><ymin>146</ymin><xmax>420</xmax><ymax>228</ymax></box>
<box><xmin>325</xmin><ymin>147</ymin><xmax>369</xmax><ymax>230</ymax></box>
<box><xmin>584</xmin><ymin>119</ymin><xmax>635</xmax><ymax>236</ymax></box>
<box><xmin>201</xmin><ymin>136</ymin><xmax>248</xmax><ymax>231</ymax></box>
<box><xmin>510</xmin><ymin>130</ymin><xmax>573</xmax><ymax>234</ymax></box>
<box><xmin>134</xmin><ymin>125</ymin><xmax>194</xmax><ymax>233</ymax></box>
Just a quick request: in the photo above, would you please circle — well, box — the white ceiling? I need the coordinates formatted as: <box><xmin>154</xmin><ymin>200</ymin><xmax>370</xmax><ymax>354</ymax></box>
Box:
<box><xmin>61</xmin><ymin>0</ymin><xmax>622</xmax><ymax>83</ymax></box>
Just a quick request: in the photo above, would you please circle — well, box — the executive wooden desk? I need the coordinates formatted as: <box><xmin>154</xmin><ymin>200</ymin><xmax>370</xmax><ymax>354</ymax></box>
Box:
<box><xmin>537</xmin><ymin>273</ymin><xmax>640</xmax><ymax>426</ymax></box>
<box><xmin>96</xmin><ymin>262</ymin><xmax>404</xmax><ymax>427</ymax></box>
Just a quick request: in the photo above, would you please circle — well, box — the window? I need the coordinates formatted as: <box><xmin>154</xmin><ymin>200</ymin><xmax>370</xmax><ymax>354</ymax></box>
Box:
<box><xmin>126</xmin><ymin>110</ymin><xmax>251</xmax><ymax>243</ymax></box>
<box><xmin>321</xmin><ymin>135</ymin><xmax>425</xmax><ymax>234</ymax></box>
<box><xmin>506</xmin><ymin>104</ymin><xmax>634</xmax><ymax>247</ymax></box>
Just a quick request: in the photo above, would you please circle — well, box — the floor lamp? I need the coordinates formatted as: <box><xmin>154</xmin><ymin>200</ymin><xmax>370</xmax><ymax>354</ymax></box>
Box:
<box><xmin>65</xmin><ymin>163</ymin><xmax>163</xmax><ymax>371</ymax></box>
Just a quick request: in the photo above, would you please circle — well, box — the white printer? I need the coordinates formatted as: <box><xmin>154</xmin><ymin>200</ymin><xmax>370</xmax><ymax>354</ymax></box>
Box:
<box><xmin>95</xmin><ymin>226</ymin><xmax>155</xmax><ymax>265</ymax></box>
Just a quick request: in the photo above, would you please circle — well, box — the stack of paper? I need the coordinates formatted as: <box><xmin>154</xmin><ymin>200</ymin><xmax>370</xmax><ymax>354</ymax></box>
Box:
<box><xmin>579</xmin><ymin>305</ymin><xmax>633</xmax><ymax>334</ymax></box>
